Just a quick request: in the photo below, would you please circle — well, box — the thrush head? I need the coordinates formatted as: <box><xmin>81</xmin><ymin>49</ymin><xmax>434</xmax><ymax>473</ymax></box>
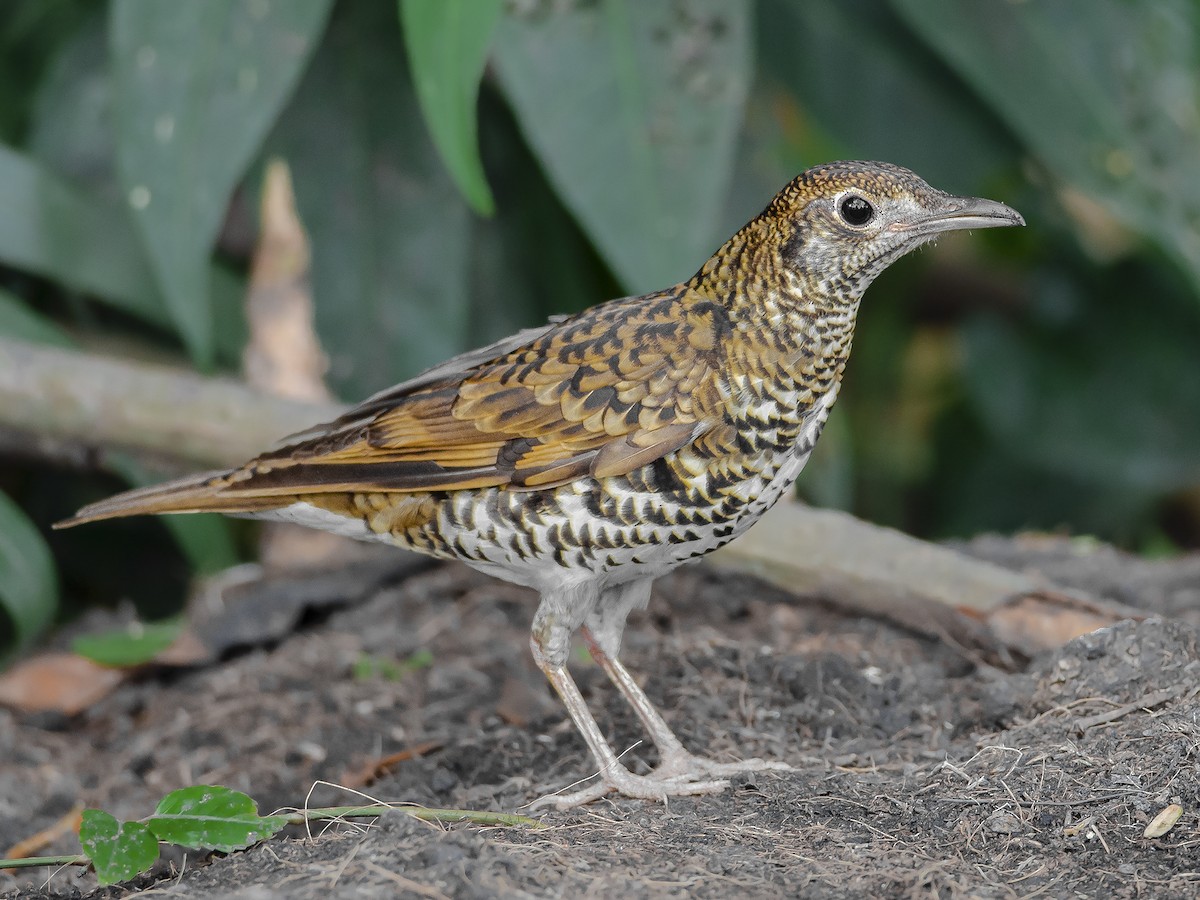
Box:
<box><xmin>750</xmin><ymin>160</ymin><xmax>1025</xmax><ymax>303</ymax></box>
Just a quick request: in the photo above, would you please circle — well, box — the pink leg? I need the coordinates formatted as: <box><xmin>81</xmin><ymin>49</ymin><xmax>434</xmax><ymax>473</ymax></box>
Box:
<box><xmin>528</xmin><ymin>636</ymin><xmax>727</xmax><ymax>810</ymax></box>
<box><xmin>581</xmin><ymin>627</ymin><xmax>793</xmax><ymax>782</ymax></box>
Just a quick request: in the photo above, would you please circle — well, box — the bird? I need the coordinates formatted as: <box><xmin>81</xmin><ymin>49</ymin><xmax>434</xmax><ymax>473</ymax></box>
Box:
<box><xmin>58</xmin><ymin>161</ymin><xmax>1023</xmax><ymax>809</ymax></box>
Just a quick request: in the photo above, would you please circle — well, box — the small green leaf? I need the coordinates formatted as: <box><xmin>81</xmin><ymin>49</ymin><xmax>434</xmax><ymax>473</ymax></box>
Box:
<box><xmin>0</xmin><ymin>490</ymin><xmax>57</xmax><ymax>656</ymax></box>
<box><xmin>148</xmin><ymin>786</ymin><xmax>288</xmax><ymax>853</ymax></box>
<box><xmin>72</xmin><ymin>617</ymin><xmax>183</xmax><ymax>668</ymax></box>
<box><xmin>353</xmin><ymin>648</ymin><xmax>434</xmax><ymax>681</ymax></box>
<box><xmin>400</xmin><ymin>0</ymin><xmax>501</xmax><ymax>215</ymax></box>
<box><xmin>110</xmin><ymin>0</ymin><xmax>333</xmax><ymax>365</ymax></box>
<box><xmin>0</xmin><ymin>288</ymin><xmax>73</xmax><ymax>347</ymax></box>
<box><xmin>79</xmin><ymin>809</ymin><xmax>159</xmax><ymax>887</ymax></box>
<box><xmin>494</xmin><ymin>0</ymin><xmax>752</xmax><ymax>291</ymax></box>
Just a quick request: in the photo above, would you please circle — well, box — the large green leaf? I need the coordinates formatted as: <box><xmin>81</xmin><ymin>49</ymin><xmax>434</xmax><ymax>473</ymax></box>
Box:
<box><xmin>267</xmin><ymin>1</ymin><xmax>473</xmax><ymax>398</ymax></box>
<box><xmin>0</xmin><ymin>490</ymin><xmax>57</xmax><ymax>655</ymax></box>
<box><xmin>147</xmin><ymin>786</ymin><xmax>288</xmax><ymax>853</ymax></box>
<box><xmin>892</xmin><ymin>0</ymin><xmax>1200</xmax><ymax>295</ymax></box>
<box><xmin>464</xmin><ymin>89</ymin><xmax>620</xmax><ymax>350</ymax></box>
<box><xmin>0</xmin><ymin>287</ymin><xmax>73</xmax><ymax>347</ymax></box>
<box><xmin>400</xmin><ymin>0</ymin><xmax>502</xmax><ymax>215</ymax></box>
<box><xmin>0</xmin><ymin>143</ymin><xmax>164</xmax><ymax>325</ymax></box>
<box><xmin>22</xmin><ymin>16</ymin><xmax>249</xmax><ymax>360</ymax></box>
<box><xmin>110</xmin><ymin>0</ymin><xmax>333</xmax><ymax>366</ymax></box>
<box><xmin>28</xmin><ymin>8</ymin><xmax>114</xmax><ymax>197</ymax></box>
<box><xmin>0</xmin><ymin>144</ymin><xmax>247</xmax><ymax>356</ymax></box>
<box><xmin>0</xmin><ymin>0</ymin><xmax>94</xmax><ymax>142</ymax></box>
<box><xmin>758</xmin><ymin>0</ymin><xmax>1016</xmax><ymax>191</ymax></box>
<box><xmin>494</xmin><ymin>0</ymin><xmax>752</xmax><ymax>292</ymax></box>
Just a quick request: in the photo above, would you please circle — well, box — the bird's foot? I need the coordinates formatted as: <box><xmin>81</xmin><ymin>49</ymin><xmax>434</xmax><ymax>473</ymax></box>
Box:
<box><xmin>529</xmin><ymin>765</ymin><xmax>728</xmax><ymax>811</ymax></box>
<box><xmin>652</xmin><ymin>749</ymin><xmax>794</xmax><ymax>782</ymax></box>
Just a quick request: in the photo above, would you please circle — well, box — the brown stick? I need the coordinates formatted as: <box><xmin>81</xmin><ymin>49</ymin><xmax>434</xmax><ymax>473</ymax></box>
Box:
<box><xmin>0</xmin><ymin>336</ymin><xmax>342</xmax><ymax>469</ymax></box>
<box><xmin>709</xmin><ymin>500</ymin><xmax>1118</xmax><ymax>664</ymax></box>
<box><xmin>712</xmin><ymin>500</ymin><xmax>1042</xmax><ymax>611</ymax></box>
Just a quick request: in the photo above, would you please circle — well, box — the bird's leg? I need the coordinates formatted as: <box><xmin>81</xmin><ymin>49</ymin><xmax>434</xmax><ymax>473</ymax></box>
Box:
<box><xmin>580</xmin><ymin>626</ymin><xmax>793</xmax><ymax>782</ymax></box>
<box><xmin>578</xmin><ymin>578</ymin><xmax>791</xmax><ymax>782</ymax></box>
<box><xmin>526</xmin><ymin>588</ymin><xmax>726</xmax><ymax>810</ymax></box>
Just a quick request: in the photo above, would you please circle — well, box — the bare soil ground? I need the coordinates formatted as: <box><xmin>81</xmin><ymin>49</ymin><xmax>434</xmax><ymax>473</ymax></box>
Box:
<box><xmin>2</xmin><ymin>536</ymin><xmax>1199</xmax><ymax>898</ymax></box>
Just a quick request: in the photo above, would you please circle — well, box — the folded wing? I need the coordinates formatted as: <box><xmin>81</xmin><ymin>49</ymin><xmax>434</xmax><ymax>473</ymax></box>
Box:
<box><xmin>60</xmin><ymin>290</ymin><xmax>735</xmax><ymax>524</ymax></box>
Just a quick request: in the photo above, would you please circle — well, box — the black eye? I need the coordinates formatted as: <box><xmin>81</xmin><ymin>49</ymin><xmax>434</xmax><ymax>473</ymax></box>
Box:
<box><xmin>838</xmin><ymin>195</ymin><xmax>874</xmax><ymax>226</ymax></box>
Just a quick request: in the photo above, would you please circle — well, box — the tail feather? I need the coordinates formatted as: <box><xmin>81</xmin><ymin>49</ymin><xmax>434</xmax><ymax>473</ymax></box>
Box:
<box><xmin>54</xmin><ymin>469</ymin><xmax>288</xmax><ymax>528</ymax></box>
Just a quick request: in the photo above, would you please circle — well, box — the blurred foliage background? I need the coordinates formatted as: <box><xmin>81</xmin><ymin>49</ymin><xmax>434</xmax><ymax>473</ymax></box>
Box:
<box><xmin>1</xmin><ymin>0</ymin><xmax>1198</xmax><ymax>657</ymax></box>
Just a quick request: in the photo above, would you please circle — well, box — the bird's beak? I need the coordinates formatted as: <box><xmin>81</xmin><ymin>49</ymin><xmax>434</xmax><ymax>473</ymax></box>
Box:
<box><xmin>895</xmin><ymin>195</ymin><xmax>1025</xmax><ymax>236</ymax></box>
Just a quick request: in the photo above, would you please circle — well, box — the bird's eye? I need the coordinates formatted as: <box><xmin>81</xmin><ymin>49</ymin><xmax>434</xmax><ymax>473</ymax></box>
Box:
<box><xmin>838</xmin><ymin>195</ymin><xmax>875</xmax><ymax>227</ymax></box>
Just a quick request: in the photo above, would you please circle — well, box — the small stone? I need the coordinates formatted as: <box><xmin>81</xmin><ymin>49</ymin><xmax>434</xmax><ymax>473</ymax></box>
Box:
<box><xmin>986</xmin><ymin>810</ymin><xmax>1023</xmax><ymax>834</ymax></box>
<box><xmin>430</xmin><ymin>766</ymin><xmax>458</xmax><ymax>793</ymax></box>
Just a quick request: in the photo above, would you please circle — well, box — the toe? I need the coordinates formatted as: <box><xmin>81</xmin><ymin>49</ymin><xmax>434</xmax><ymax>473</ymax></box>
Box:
<box><xmin>531</xmin><ymin>766</ymin><xmax>730</xmax><ymax>810</ymax></box>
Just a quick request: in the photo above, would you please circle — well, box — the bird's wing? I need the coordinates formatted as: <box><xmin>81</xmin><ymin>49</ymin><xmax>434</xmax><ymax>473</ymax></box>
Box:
<box><xmin>207</xmin><ymin>290</ymin><xmax>734</xmax><ymax>497</ymax></box>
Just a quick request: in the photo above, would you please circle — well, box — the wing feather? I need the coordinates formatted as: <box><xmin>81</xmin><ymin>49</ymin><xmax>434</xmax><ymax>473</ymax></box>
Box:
<box><xmin>223</xmin><ymin>290</ymin><xmax>734</xmax><ymax>495</ymax></box>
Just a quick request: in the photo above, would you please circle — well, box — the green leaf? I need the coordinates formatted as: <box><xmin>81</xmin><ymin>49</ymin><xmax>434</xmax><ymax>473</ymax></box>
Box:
<box><xmin>23</xmin><ymin>15</ymin><xmax>249</xmax><ymax>362</ymax></box>
<box><xmin>0</xmin><ymin>144</ymin><xmax>165</xmax><ymax>325</ymax></box>
<box><xmin>110</xmin><ymin>0</ymin><xmax>333</xmax><ymax>366</ymax></box>
<box><xmin>72</xmin><ymin>617</ymin><xmax>183</xmax><ymax>668</ymax></box>
<box><xmin>79</xmin><ymin>809</ymin><xmax>159</xmax><ymax>887</ymax></box>
<box><xmin>463</xmin><ymin>90</ymin><xmax>617</xmax><ymax>345</ymax></box>
<box><xmin>494</xmin><ymin>0</ymin><xmax>752</xmax><ymax>292</ymax></box>
<box><xmin>892</xmin><ymin>0</ymin><xmax>1200</xmax><ymax>295</ymax></box>
<box><xmin>0</xmin><ymin>0</ymin><xmax>94</xmax><ymax>143</ymax></box>
<box><xmin>108</xmin><ymin>454</ymin><xmax>238</xmax><ymax>575</ymax></box>
<box><xmin>0</xmin><ymin>490</ymin><xmax>57</xmax><ymax>656</ymax></box>
<box><xmin>0</xmin><ymin>145</ymin><xmax>247</xmax><ymax>359</ymax></box>
<box><xmin>27</xmin><ymin>8</ymin><xmax>114</xmax><ymax>195</ymax></box>
<box><xmin>0</xmin><ymin>287</ymin><xmax>73</xmax><ymax>347</ymax></box>
<box><xmin>401</xmin><ymin>0</ymin><xmax>502</xmax><ymax>215</ymax></box>
<box><xmin>758</xmin><ymin>0</ymin><xmax>1016</xmax><ymax>190</ymax></box>
<box><xmin>147</xmin><ymin>786</ymin><xmax>288</xmax><ymax>853</ymax></box>
<box><xmin>267</xmin><ymin>1</ymin><xmax>473</xmax><ymax>397</ymax></box>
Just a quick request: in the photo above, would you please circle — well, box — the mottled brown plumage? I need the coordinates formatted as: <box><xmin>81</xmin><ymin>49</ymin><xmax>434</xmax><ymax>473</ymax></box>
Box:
<box><xmin>61</xmin><ymin>161</ymin><xmax>1023</xmax><ymax>808</ymax></box>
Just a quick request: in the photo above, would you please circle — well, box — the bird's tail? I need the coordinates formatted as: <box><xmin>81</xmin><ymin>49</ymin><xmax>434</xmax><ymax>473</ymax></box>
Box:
<box><xmin>54</xmin><ymin>469</ymin><xmax>286</xmax><ymax>528</ymax></box>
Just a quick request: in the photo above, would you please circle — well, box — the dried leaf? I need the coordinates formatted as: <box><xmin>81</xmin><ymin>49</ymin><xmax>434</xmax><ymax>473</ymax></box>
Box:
<box><xmin>1144</xmin><ymin>804</ymin><xmax>1183</xmax><ymax>839</ymax></box>
<box><xmin>984</xmin><ymin>590</ymin><xmax>1142</xmax><ymax>657</ymax></box>
<box><xmin>0</xmin><ymin>653</ymin><xmax>126</xmax><ymax>715</ymax></box>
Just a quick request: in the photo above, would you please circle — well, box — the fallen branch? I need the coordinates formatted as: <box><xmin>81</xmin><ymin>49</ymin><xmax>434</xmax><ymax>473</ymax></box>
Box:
<box><xmin>0</xmin><ymin>336</ymin><xmax>341</xmax><ymax>469</ymax></box>
<box><xmin>710</xmin><ymin>501</ymin><xmax>1126</xmax><ymax>664</ymax></box>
